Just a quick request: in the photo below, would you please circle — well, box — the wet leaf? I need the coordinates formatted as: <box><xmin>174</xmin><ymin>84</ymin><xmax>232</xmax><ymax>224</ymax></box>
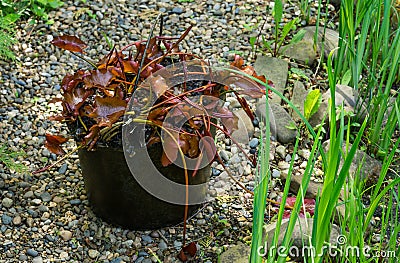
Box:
<box><xmin>61</xmin><ymin>70</ymin><xmax>86</xmax><ymax>92</ymax></box>
<box><xmin>213</xmin><ymin>107</ymin><xmax>239</xmax><ymax>134</ymax></box>
<box><xmin>161</xmin><ymin>132</ymin><xmax>179</xmax><ymax>167</ymax></box>
<box><xmin>149</xmin><ymin>75</ymin><xmax>169</xmax><ymax>97</ymax></box>
<box><xmin>199</xmin><ymin>136</ymin><xmax>217</xmax><ymax>164</ymax></box>
<box><xmin>45</xmin><ymin>134</ymin><xmax>68</xmax><ymax>155</ymax></box>
<box><xmin>148</xmin><ymin>107</ymin><xmax>167</xmax><ymax>126</ymax></box>
<box><xmin>122</xmin><ymin>60</ymin><xmax>139</xmax><ymax>73</ymax></box>
<box><xmin>51</xmin><ymin>35</ymin><xmax>87</xmax><ymax>53</ymax></box>
<box><xmin>89</xmin><ymin>96</ymin><xmax>127</xmax><ymax>127</ymax></box>
<box><xmin>63</xmin><ymin>86</ymin><xmax>93</xmax><ymax>116</ymax></box>
<box><xmin>229</xmin><ymin>55</ymin><xmax>267</xmax><ymax>98</ymax></box>
<box><xmin>84</xmin><ymin>69</ymin><xmax>116</xmax><ymax>89</ymax></box>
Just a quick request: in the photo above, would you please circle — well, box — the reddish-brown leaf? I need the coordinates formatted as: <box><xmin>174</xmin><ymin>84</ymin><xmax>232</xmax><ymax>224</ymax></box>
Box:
<box><xmin>63</xmin><ymin>86</ymin><xmax>94</xmax><ymax>116</ymax></box>
<box><xmin>231</xmin><ymin>54</ymin><xmax>245</xmax><ymax>69</ymax></box>
<box><xmin>177</xmin><ymin>242</ymin><xmax>198</xmax><ymax>261</ymax></box>
<box><xmin>229</xmin><ymin>55</ymin><xmax>267</xmax><ymax>98</ymax></box>
<box><xmin>178</xmin><ymin>134</ymin><xmax>191</xmax><ymax>155</ymax></box>
<box><xmin>187</xmin><ymin>135</ymin><xmax>199</xmax><ymax>158</ymax></box>
<box><xmin>161</xmin><ymin>133</ymin><xmax>179</xmax><ymax>167</ymax></box>
<box><xmin>199</xmin><ymin>136</ymin><xmax>216</xmax><ymax>164</ymax></box>
<box><xmin>45</xmin><ymin>134</ymin><xmax>68</xmax><ymax>155</ymax></box>
<box><xmin>84</xmin><ymin>125</ymin><xmax>100</xmax><ymax>150</ymax></box>
<box><xmin>89</xmin><ymin>96</ymin><xmax>127</xmax><ymax>127</ymax></box>
<box><xmin>183</xmin><ymin>242</ymin><xmax>197</xmax><ymax>256</ymax></box>
<box><xmin>212</xmin><ymin>107</ymin><xmax>239</xmax><ymax>134</ymax></box>
<box><xmin>84</xmin><ymin>69</ymin><xmax>116</xmax><ymax>89</ymax></box>
<box><xmin>97</xmin><ymin>50</ymin><xmax>120</xmax><ymax>69</ymax></box>
<box><xmin>177</xmin><ymin>250</ymin><xmax>188</xmax><ymax>262</ymax></box>
<box><xmin>147</xmin><ymin>107</ymin><xmax>167</xmax><ymax>126</ymax></box>
<box><xmin>61</xmin><ymin>70</ymin><xmax>86</xmax><ymax>92</ymax></box>
<box><xmin>146</xmin><ymin>135</ymin><xmax>161</xmax><ymax>148</ymax></box>
<box><xmin>149</xmin><ymin>75</ymin><xmax>169</xmax><ymax>97</ymax></box>
<box><xmin>272</xmin><ymin>197</ymin><xmax>316</xmax><ymax>219</ymax></box>
<box><xmin>51</xmin><ymin>35</ymin><xmax>87</xmax><ymax>53</ymax></box>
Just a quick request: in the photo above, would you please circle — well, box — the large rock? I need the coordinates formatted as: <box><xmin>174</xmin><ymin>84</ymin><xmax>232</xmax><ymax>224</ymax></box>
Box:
<box><xmin>231</xmin><ymin>109</ymin><xmax>255</xmax><ymax>144</ymax></box>
<box><xmin>304</xmin><ymin>26</ymin><xmax>339</xmax><ymax>59</ymax></box>
<box><xmin>322</xmin><ymin>140</ymin><xmax>382</xmax><ymax>186</ymax></box>
<box><xmin>282</xmin><ymin>41</ymin><xmax>317</xmax><ymax>66</ymax></box>
<box><xmin>290</xmin><ymin>81</ymin><xmax>308</xmax><ymax>123</ymax></box>
<box><xmin>293</xmin><ymin>84</ymin><xmax>361</xmax><ymax>128</ymax></box>
<box><xmin>282</xmin><ymin>26</ymin><xmax>339</xmax><ymax>65</ymax></box>
<box><xmin>263</xmin><ymin>218</ymin><xmax>340</xmax><ymax>260</ymax></box>
<box><xmin>280</xmin><ymin>172</ymin><xmax>324</xmax><ymax>199</ymax></box>
<box><xmin>281</xmin><ymin>139</ymin><xmax>381</xmax><ymax>201</ymax></box>
<box><xmin>254</xmin><ymin>56</ymin><xmax>288</xmax><ymax>105</ymax></box>
<box><xmin>256</xmin><ymin>102</ymin><xmax>298</xmax><ymax>144</ymax></box>
<box><xmin>220</xmin><ymin>242</ymin><xmax>249</xmax><ymax>263</ymax></box>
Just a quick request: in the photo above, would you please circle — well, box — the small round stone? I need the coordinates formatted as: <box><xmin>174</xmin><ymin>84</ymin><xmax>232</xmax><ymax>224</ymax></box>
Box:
<box><xmin>249</xmin><ymin>138</ymin><xmax>259</xmax><ymax>148</ymax></box>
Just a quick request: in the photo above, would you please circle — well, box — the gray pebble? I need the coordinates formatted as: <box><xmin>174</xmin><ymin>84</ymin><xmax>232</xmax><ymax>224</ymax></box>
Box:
<box><xmin>2</xmin><ymin>197</ymin><xmax>13</xmax><ymax>208</ymax></box>
<box><xmin>249</xmin><ymin>138</ymin><xmax>259</xmax><ymax>148</ymax></box>
<box><xmin>173</xmin><ymin>240</ymin><xmax>182</xmax><ymax>249</ymax></box>
<box><xmin>24</xmin><ymin>190</ymin><xmax>34</xmax><ymax>198</ymax></box>
<box><xmin>19</xmin><ymin>255</ymin><xmax>28</xmax><ymax>261</ymax></box>
<box><xmin>31</xmin><ymin>199</ymin><xmax>42</xmax><ymax>205</ymax></box>
<box><xmin>88</xmin><ymin>249</ymin><xmax>100</xmax><ymax>259</ymax></box>
<box><xmin>276</xmin><ymin>145</ymin><xmax>286</xmax><ymax>159</ymax></box>
<box><xmin>272</xmin><ymin>169</ymin><xmax>281</xmax><ymax>178</ymax></box>
<box><xmin>141</xmin><ymin>235</ymin><xmax>153</xmax><ymax>244</ymax></box>
<box><xmin>27</xmin><ymin>248</ymin><xmax>39</xmax><ymax>257</ymax></box>
<box><xmin>58</xmin><ymin>163</ymin><xmax>68</xmax><ymax>174</ymax></box>
<box><xmin>219</xmin><ymin>150</ymin><xmax>230</xmax><ymax>162</ymax></box>
<box><xmin>197</xmin><ymin>219</ymin><xmax>206</xmax><ymax>225</ymax></box>
<box><xmin>2</xmin><ymin>214</ymin><xmax>12</xmax><ymax>225</ymax></box>
<box><xmin>32</xmin><ymin>257</ymin><xmax>43</xmax><ymax>263</ymax></box>
<box><xmin>40</xmin><ymin>192</ymin><xmax>52</xmax><ymax>202</ymax></box>
<box><xmin>69</xmin><ymin>199</ymin><xmax>81</xmax><ymax>205</ymax></box>
<box><xmin>158</xmin><ymin>240</ymin><xmax>168</xmax><ymax>250</ymax></box>
<box><xmin>172</xmin><ymin>7</ymin><xmax>183</xmax><ymax>14</ymax></box>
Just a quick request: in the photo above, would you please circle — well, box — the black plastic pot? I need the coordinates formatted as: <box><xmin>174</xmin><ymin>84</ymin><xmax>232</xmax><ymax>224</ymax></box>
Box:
<box><xmin>78</xmin><ymin>144</ymin><xmax>210</xmax><ymax>230</ymax></box>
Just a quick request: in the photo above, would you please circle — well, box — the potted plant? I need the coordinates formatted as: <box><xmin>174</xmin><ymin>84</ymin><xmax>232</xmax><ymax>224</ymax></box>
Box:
<box><xmin>36</xmin><ymin>22</ymin><xmax>267</xmax><ymax>240</ymax></box>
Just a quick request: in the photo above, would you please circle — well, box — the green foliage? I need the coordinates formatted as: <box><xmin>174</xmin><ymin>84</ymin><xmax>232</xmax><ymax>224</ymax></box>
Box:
<box><xmin>299</xmin><ymin>0</ymin><xmax>311</xmax><ymax>24</ymax></box>
<box><xmin>261</xmin><ymin>16</ymin><xmax>305</xmax><ymax>56</ymax></box>
<box><xmin>334</xmin><ymin>0</ymin><xmax>400</xmax><ymax>157</ymax></box>
<box><xmin>0</xmin><ymin>17</ymin><xmax>17</xmax><ymax>60</ymax></box>
<box><xmin>250</xmin><ymin>89</ymin><xmax>271</xmax><ymax>263</ymax></box>
<box><xmin>0</xmin><ymin>0</ymin><xmax>64</xmax><ymax>60</ymax></box>
<box><xmin>304</xmin><ymin>89</ymin><xmax>322</xmax><ymax>120</ymax></box>
<box><xmin>290</xmin><ymin>67</ymin><xmax>309</xmax><ymax>81</ymax></box>
<box><xmin>0</xmin><ymin>144</ymin><xmax>27</xmax><ymax>173</ymax></box>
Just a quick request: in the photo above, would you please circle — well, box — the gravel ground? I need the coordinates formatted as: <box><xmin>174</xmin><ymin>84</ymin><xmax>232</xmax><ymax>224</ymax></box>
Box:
<box><xmin>0</xmin><ymin>0</ymin><xmax>332</xmax><ymax>262</ymax></box>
